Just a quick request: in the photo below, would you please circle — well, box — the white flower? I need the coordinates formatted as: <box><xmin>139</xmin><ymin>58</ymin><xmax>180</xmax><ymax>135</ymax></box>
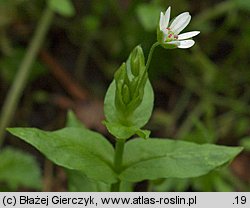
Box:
<box><xmin>158</xmin><ymin>7</ymin><xmax>200</xmax><ymax>49</ymax></box>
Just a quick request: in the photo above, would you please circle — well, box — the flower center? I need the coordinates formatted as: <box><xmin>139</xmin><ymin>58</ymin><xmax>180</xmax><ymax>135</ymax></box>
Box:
<box><xmin>165</xmin><ymin>27</ymin><xmax>178</xmax><ymax>42</ymax></box>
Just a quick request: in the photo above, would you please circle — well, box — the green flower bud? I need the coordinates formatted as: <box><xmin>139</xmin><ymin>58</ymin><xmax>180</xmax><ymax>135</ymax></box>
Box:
<box><xmin>114</xmin><ymin>46</ymin><xmax>148</xmax><ymax>116</ymax></box>
<box><xmin>129</xmin><ymin>77</ymin><xmax>139</xmax><ymax>96</ymax></box>
<box><xmin>114</xmin><ymin>63</ymin><xmax>126</xmax><ymax>111</ymax></box>
<box><xmin>114</xmin><ymin>63</ymin><xmax>126</xmax><ymax>82</ymax></box>
<box><xmin>130</xmin><ymin>45</ymin><xmax>145</xmax><ymax>77</ymax></box>
<box><xmin>115</xmin><ymin>79</ymin><xmax>125</xmax><ymax>111</ymax></box>
<box><xmin>122</xmin><ymin>84</ymin><xmax>131</xmax><ymax>104</ymax></box>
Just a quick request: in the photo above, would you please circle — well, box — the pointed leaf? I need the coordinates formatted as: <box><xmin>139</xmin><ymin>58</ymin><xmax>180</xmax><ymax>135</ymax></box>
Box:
<box><xmin>121</xmin><ymin>138</ymin><xmax>243</xmax><ymax>182</ymax></box>
<box><xmin>8</xmin><ymin>127</ymin><xmax>117</xmax><ymax>184</ymax></box>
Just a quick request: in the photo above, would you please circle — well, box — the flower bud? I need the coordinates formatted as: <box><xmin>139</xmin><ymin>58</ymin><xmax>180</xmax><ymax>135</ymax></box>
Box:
<box><xmin>114</xmin><ymin>46</ymin><xmax>148</xmax><ymax>116</ymax></box>
<box><xmin>122</xmin><ymin>84</ymin><xmax>131</xmax><ymax>104</ymax></box>
<box><xmin>114</xmin><ymin>63</ymin><xmax>126</xmax><ymax>82</ymax></box>
<box><xmin>130</xmin><ymin>45</ymin><xmax>145</xmax><ymax>77</ymax></box>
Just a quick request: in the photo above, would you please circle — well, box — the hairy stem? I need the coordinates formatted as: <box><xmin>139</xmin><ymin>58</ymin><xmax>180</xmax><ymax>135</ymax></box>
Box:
<box><xmin>0</xmin><ymin>7</ymin><xmax>54</xmax><ymax>147</ymax></box>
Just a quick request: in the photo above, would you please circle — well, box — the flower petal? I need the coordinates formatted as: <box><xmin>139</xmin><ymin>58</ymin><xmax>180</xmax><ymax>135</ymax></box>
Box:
<box><xmin>164</xmin><ymin>7</ymin><xmax>171</xmax><ymax>28</ymax></box>
<box><xmin>178</xmin><ymin>31</ymin><xmax>200</xmax><ymax>40</ymax></box>
<box><xmin>166</xmin><ymin>40</ymin><xmax>180</xmax><ymax>47</ymax></box>
<box><xmin>170</xmin><ymin>12</ymin><xmax>191</xmax><ymax>34</ymax></box>
<box><xmin>177</xmin><ymin>40</ymin><xmax>195</xmax><ymax>48</ymax></box>
<box><xmin>167</xmin><ymin>40</ymin><xmax>195</xmax><ymax>48</ymax></box>
<box><xmin>160</xmin><ymin>7</ymin><xmax>171</xmax><ymax>31</ymax></box>
<box><xmin>159</xmin><ymin>12</ymin><xmax>164</xmax><ymax>30</ymax></box>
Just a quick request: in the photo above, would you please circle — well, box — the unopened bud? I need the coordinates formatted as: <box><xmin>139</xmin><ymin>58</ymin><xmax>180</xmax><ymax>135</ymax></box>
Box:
<box><xmin>122</xmin><ymin>84</ymin><xmax>131</xmax><ymax>104</ymax></box>
<box><xmin>130</xmin><ymin>45</ymin><xmax>145</xmax><ymax>77</ymax></box>
<box><xmin>114</xmin><ymin>63</ymin><xmax>126</xmax><ymax>81</ymax></box>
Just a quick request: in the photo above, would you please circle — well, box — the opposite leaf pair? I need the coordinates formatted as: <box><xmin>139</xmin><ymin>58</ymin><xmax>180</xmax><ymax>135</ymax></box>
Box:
<box><xmin>8</xmin><ymin>124</ymin><xmax>242</xmax><ymax>186</ymax></box>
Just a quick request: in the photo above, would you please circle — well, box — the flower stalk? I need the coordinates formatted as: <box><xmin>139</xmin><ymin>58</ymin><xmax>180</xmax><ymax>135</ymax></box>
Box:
<box><xmin>145</xmin><ymin>42</ymin><xmax>160</xmax><ymax>71</ymax></box>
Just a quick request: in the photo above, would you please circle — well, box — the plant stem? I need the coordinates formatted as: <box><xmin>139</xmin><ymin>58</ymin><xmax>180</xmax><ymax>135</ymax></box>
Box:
<box><xmin>110</xmin><ymin>42</ymin><xmax>160</xmax><ymax>192</ymax></box>
<box><xmin>145</xmin><ymin>42</ymin><xmax>160</xmax><ymax>71</ymax></box>
<box><xmin>111</xmin><ymin>139</ymin><xmax>125</xmax><ymax>192</ymax></box>
<box><xmin>0</xmin><ymin>7</ymin><xmax>54</xmax><ymax>147</ymax></box>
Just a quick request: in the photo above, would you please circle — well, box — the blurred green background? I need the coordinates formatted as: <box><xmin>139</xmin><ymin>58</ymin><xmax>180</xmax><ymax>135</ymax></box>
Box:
<box><xmin>0</xmin><ymin>0</ymin><xmax>250</xmax><ymax>191</ymax></box>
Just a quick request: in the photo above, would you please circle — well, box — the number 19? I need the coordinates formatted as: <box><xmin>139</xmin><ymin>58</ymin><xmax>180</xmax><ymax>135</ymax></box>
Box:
<box><xmin>235</xmin><ymin>196</ymin><xmax>246</xmax><ymax>204</ymax></box>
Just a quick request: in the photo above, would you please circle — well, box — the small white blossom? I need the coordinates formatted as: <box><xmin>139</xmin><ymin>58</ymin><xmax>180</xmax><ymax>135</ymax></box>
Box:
<box><xmin>158</xmin><ymin>7</ymin><xmax>200</xmax><ymax>49</ymax></box>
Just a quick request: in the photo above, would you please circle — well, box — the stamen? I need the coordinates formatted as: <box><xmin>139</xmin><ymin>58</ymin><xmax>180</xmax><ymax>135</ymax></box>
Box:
<box><xmin>174</xmin><ymin>35</ymin><xmax>178</xmax><ymax>39</ymax></box>
<box><xmin>168</xmin><ymin>34</ymin><xmax>172</xmax><ymax>38</ymax></box>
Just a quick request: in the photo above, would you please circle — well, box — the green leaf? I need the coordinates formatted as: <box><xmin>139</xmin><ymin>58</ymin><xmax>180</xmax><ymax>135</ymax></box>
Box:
<box><xmin>66</xmin><ymin>110</ymin><xmax>86</xmax><ymax>128</ymax></box>
<box><xmin>240</xmin><ymin>137</ymin><xmax>250</xmax><ymax>150</ymax></box>
<box><xmin>136</xmin><ymin>3</ymin><xmax>162</xmax><ymax>31</ymax></box>
<box><xmin>120</xmin><ymin>138</ymin><xmax>243</xmax><ymax>182</ymax></box>
<box><xmin>0</xmin><ymin>147</ymin><xmax>42</xmax><ymax>190</ymax></box>
<box><xmin>48</xmin><ymin>0</ymin><xmax>75</xmax><ymax>17</ymax></box>
<box><xmin>104</xmin><ymin>80</ymin><xmax>154</xmax><ymax>128</ymax></box>
<box><xmin>8</xmin><ymin>127</ymin><xmax>117</xmax><ymax>184</ymax></box>
<box><xmin>67</xmin><ymin>170</ymin><xmax>109</xmax><ymax>192</ymax></box>
<box><xmin>65</xmin><ymin>112</ymin><xmax>109</xmax><ymax>190</ymax></box>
